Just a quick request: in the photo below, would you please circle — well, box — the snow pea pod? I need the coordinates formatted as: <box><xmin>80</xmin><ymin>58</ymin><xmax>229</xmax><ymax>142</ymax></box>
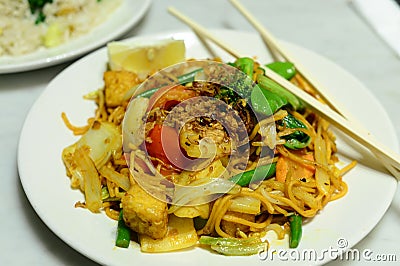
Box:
<box><xmin>266</xmin><ymin>61</ymin><xmax>296</xmax><ymax>80</ymax></box>
<box><xmin>230</xmin><ymin>163</ymin><xmax>276</xmax><ymax>186</ymax></box>
<box><xmin>234</xmin><ymin>57</ymin><xmax>254</xmax><ymax>77</ymax></box>
<box><xmin>250</xmin><ymin>85</ymin><xmax>287</xmax><ymax>116</ymax></box>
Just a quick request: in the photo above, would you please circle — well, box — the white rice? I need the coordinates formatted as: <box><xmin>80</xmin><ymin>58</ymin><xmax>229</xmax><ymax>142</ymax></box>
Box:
<box><xmin>0</xmin><ymin>0</ymin><xmax>121</xmax><ymax>56</ymax></box>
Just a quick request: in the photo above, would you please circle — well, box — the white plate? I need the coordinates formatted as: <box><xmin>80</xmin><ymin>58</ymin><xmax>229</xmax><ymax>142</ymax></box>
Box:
<box><xmin>18</xmin><ymin>30</ymin><xmax>398</xmax><ymax>266</ymax></box>
<box><xmin>0</xmin><ymin>0</ymin><xmax>151</xmax><ymax>74</ymax></box>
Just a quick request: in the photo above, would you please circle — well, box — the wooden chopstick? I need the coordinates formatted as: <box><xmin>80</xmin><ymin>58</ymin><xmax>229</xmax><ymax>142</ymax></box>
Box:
<box><xmin>168</xmin><ymin>7</ymin><xmax>242</xmax><ymax>59</ymax></box>
<box><xmin>167</xmin><ymin>7</ymin><xmax>400</xmax><ymax>179</ymax></box>
<box><xmin>229</xmin><ymin>0</ymin><xmax>347</xmax><ymax>116</ymax></box>
<box><xmin>228</xmin><ymin>0</ymin><xmax>400</xmax><ymax>179</ymax></box>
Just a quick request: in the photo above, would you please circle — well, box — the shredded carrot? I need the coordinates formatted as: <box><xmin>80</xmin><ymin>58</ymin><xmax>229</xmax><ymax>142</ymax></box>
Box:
<box><xmin>276</xmin><ymin>152</ymin><xmax>315</xmax><ymax>183</ymax></box>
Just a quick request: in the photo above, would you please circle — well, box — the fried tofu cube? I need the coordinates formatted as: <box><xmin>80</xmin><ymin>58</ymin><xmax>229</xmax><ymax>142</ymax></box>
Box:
<box><xmin>121</xmin><ymin>182</ymin><xmax>168</xmax><ymax>239</ymax></box>
<box><xmin>103</xmin><ymin>70</ymin><xmax>139</xmax><ymax>107</ymax></box>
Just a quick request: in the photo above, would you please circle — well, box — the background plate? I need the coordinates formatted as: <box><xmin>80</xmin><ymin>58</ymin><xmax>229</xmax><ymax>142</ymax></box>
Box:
<box><xmin>0</xmin><ymin>0</ymin><xmax>152</xmax><ymax>74</ymax></box>
<box><xmin>18</xmin><ymin>30</ymin><xmax>398</xmax><ymax>265</ymax></box>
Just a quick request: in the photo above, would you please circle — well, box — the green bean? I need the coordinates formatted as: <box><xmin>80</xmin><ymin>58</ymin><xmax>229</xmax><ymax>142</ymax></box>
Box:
<box><xmin>115</xmin><ymin>210</ymin><xmax>131</xmax><ymax>248</ymax></box>
<box><xmin>229</xmin><ymin>163</ymin><xmax>276</xmax><ymax>187</ymax></box>
<box><xmin>266</xmin><ymin>62</ymin><xmax>296</xmax><ymax>80</ymax></box>
<box><xmin>289</xmin><ymin>214</ymin><xmax>302</xmax><ymax>248</ymax></box>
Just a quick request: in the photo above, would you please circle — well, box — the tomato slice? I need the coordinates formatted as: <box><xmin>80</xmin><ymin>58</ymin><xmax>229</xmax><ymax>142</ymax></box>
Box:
<box><xmin>146</xmin><ymin>124</ymin><xmax>186</xmax><ymax>172</ymax></box>
<box><xmin>148</xmin><ymin>84</ymin><xmax>197</xmax><ymax>111</ymax></box>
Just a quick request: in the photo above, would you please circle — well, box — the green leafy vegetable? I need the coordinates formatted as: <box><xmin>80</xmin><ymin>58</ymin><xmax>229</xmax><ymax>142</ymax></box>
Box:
<box><xmin>279</xmin><ymin>113</ymin><xmax>311</xmax><ymax>149</ymax></box>
<box><xmin>136</xmin><ymin>87</ymin><xmax>159</xmax><ymax>98</ymax></box>
<box><xmin>28</xmin><ymin>0</ymin><xmax>53</xmax><ymax>24</ymax></box>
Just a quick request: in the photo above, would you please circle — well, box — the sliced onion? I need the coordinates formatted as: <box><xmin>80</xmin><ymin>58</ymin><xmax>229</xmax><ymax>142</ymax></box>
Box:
<box><xmin>170</xmin><ymin>178</ymin><xmax>241</xmax><ymax>208</ymax></box>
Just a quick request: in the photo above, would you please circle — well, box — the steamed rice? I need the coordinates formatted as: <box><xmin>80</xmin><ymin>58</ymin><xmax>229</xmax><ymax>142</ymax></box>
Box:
<box><xmin>0</xmin><ymin>0</ymin><xmax>121</xmax><ymax>56</ymax></box>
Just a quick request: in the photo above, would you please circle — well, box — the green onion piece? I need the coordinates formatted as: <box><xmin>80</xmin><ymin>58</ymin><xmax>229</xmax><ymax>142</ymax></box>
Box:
<box><xmin>178</xmin><ymin>68</ymin><xmax>203</xmax><ymax>84</ymax></box>
<box><xmin>199</xmin><ymin>236</ymin><xmax>266</xmax><ymax>256</ymax></box>
<box><xmin>210</xmin><ymin>242</ymin><xmax>267</xmax><ymax>256</ymax></box>
<box><xmin>136</xmin><ymin>87</ymin><xmax>159</xmax><ymax>98</ymax></box>
<box><xmin>115</xmin><ymin>210</ymin><xmax>131</xmax><ymax>248</ymax></box>
<box><xmin>199</xmin><ymin>236</ymin><xmax>260</xmax><ymax>246</ymax></box>
<box><xmin>135</xmin><ymin>68</ymin><xmax>203</xmax><ymax>99</ymax></box>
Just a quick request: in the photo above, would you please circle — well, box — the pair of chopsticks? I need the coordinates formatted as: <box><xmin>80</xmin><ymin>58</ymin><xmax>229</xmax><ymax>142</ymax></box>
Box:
<box><xmin>167</xmin><ymin>1</ymin><xmax>400</xmax><ymax>180</ymax></box>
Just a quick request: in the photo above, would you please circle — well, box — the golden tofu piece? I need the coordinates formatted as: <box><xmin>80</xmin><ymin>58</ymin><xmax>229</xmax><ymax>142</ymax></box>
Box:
<box><xmin>121</xmin><ymin>182</ymin><xmax>168</xmax><ymax>239</ymax></box>
<box><xmin>103</xmin><ymin>70</ymin><xmax>139</xmax><ymax>107</ymax></box>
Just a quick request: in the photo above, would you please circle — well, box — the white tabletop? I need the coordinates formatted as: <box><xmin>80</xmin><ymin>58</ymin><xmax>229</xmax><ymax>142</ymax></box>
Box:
<box><xmin>0</xmin><ymin>0</ymin><xmax>399</xmax><ymax>265</ymax></box>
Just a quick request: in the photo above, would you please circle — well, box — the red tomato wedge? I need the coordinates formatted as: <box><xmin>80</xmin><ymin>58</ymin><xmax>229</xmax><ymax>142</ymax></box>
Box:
<box><xmin>145</xmin><ymin>124</ymin><xmax>186</xmax><ymax>171</ymax></box>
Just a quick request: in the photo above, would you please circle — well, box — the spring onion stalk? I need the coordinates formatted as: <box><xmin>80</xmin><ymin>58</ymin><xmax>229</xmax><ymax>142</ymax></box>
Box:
<box><xmin>135</xmin><ymin>68</ymin><xmax>204</xmax><ymax>99</ymax></box>
<box><xmin>178</xmin><ymin>68</ymin><xmax>203</xmax><ymax>84</ymax></box>
<box><xmin>199</xmin><ymin>236</ymin><xmax>267</xmax><ymax>256</ymax></box>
